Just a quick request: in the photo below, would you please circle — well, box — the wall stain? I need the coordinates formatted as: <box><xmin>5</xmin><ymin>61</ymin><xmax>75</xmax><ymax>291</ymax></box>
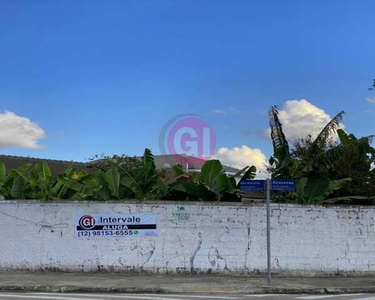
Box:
<box><xmin>139</xmin><ymin>243</ymin><xmax>156</xmax><ymax>268</ymax></box>
<box><xmin>190</xmin><ymin>232</ymin><xmax>202</xmax><ymax>274</ymax></box>
<box><xmin>208</xmin><ymin>247</ymin><xmax>229</xmax><ymax>271</ymax></box>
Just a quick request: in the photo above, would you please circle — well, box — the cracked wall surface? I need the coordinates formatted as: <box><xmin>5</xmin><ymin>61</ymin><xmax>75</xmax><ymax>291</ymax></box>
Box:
<box><xmin>0</xmin><ymin>201</ymin><xmax>374</xmax><ymax>275</ymax></box>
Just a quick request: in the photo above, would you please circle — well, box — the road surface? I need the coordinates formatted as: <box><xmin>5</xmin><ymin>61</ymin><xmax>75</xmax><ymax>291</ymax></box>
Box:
<box><xmin>0</xmin><ymin>292</ymin><xmax>374</xmax><ymax>300</ymax></box>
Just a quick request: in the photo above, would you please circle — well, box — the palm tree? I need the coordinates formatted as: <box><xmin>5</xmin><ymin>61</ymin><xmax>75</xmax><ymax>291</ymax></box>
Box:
<box><xmin>268</xmin><ymin>106</ymin><xmax>375</xmax><ymax>204</ymax></box>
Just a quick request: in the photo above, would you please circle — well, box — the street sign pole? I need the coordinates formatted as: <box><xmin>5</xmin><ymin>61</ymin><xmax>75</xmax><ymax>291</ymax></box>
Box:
<box><xmin>240</xmin><ymin>177</ymin><xmax>295</xmax><ymax>285</ymax></box>
<box><xmin>266</xmin><ymin>178</ymin><xmax>271</xmax><ymax>285</ymax></box>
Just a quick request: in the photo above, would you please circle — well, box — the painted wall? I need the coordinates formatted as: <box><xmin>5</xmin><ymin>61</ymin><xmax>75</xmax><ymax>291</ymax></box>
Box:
<box><xmin>0</xmin><ymin>201</ymin><xmax>374</xmax><ymax>275</ymax></box>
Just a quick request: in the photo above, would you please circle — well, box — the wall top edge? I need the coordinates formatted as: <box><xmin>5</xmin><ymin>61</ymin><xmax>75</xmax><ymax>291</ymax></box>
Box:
<box><xmin>0</xmin><ymin>200</ymin><xmax>374</xmax><ymax>210</ymax></box>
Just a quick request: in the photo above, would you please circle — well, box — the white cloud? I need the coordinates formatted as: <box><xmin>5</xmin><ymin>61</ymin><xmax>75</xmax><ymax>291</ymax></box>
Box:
<box><xmin>366</xmin><ymin>96</ymin><xmax>375</xmax><ymax>103</ymax></box>
<box><xmin>213</xmin><ymin>109</ymin><xmax>226</xmax><ymax>114</ymax></box>
<box><xmin>229</xmin><ymin>106</ymin><xmax>242</xmax><ymax>114</ymax></box>
<box><xmin>212</xmin><ymin>107</ymin><xmax>243</xmax><ymax>115</ymax></box>
<box><xmin>213</xmin><ymin>145</ymin><xmax>268</xmax><ymax>178</ymax></box>
<box><xmin>0</xmin><ymin>111</ymin><xmax>45</xmax><ymax>149</ymax></box>
<box><xmin>264</xmin><ymin>99</ymin><xmax>343</xmax><ymax>141</ymax></box>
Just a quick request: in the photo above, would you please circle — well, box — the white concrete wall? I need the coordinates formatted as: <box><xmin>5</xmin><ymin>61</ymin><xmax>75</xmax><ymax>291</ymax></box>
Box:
<box><xmin>0</xmin><ymin>201</ymin><xmax>374</xmax><ymax>275</ymax></box>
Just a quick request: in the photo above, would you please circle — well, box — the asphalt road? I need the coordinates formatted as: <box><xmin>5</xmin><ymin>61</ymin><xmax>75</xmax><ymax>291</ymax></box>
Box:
<box><xmin>0</xmin><ymin>293</ymin><xmax>374</xmax><ymax>300</ymax></box>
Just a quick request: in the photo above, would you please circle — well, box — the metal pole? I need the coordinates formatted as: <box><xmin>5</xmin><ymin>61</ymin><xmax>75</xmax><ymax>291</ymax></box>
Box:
<box><xmin>266</xmin><ymin>178</ymin><xmax>271</xmax><ymax>285</ymax></box>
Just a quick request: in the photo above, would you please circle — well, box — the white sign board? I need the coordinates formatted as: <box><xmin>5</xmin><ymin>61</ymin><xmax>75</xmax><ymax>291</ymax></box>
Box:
<box><xmin>75</xmin><ymin>214</ymin><xmax>158</xmax><ymax>238</ymax></box>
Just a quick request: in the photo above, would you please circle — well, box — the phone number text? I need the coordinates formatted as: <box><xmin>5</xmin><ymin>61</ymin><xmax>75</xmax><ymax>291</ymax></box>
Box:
<box><xmin>76</xmin><ymin>230</ymin><xmax>138</xmax><ymax>237</ymax></box>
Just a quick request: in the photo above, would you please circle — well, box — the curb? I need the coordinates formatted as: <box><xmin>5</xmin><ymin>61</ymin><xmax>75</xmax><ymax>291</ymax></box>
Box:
<box><xmin>1</xmin><ymin>285</ymin><xmax>375</xmax><ymax>294</ymax></box>
<box><xmin>262</xmin><ymin>286</ymin><xmax>375</xmax><ymax>294</ymax></box>
<box><xmin>0</xmin><ymin>286</ymin><xmax>164</xmax><ymax>293</ymax></box>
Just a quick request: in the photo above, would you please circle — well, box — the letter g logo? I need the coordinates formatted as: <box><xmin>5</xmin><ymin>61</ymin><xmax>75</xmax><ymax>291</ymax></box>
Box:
<box><xmin>79</xmin><ymin>215</ymin><xmax>96</xmax><ymax>229</ymax></box>
<box><xmin>159</xmin><ymin>114</ymin><xmax>216</xmax><ymax>159</ymax></box>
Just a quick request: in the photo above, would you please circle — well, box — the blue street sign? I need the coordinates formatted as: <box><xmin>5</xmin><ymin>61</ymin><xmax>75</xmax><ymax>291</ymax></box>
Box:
<box><xmin>271</xmin><ymin>179</ymin><xmax>296</xmax><ymax>191</ymax></box>
<box><xmin>240</xmin><ymin>180</ymin><xmax>265</xmax><ymax>191</ymax></box>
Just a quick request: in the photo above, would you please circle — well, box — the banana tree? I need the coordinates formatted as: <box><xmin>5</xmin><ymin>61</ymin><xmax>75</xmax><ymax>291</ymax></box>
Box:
<box><xmin>269</xmin><ymin>106</ymin><xmax>355</xmax><ymax>204</ymax></box>
<box><xmin>55</xmin><ymin>168</ymin><xmax>102</xmax><ymax>200</ymax></box>
<box><xmin>8</xmin><ymin>163</ymin><xmax>33</xmax><ymax>199</ymax></box>
<box><xmin>0</xmin><ymin>148</ymin><xmax>257</xmax><ymax>202</ymax></box>
<box><xmin>119</xmin><ymin>148</ymin><xmax>159</xmax><ymax>199</ymax></box>
<box><xmin>268</xmin><ymin>106</ymin><xmax>295</xmax><ymax>178</ymax></box>
<box><xmin>168</xmin><ymin>160</ymin><xmax>257</xmax><ymax>202</ymax></box>
<box><xmin>0</xmin><ymin>162</ymin><xmax>15</xmax><ymax>199</ymax></box>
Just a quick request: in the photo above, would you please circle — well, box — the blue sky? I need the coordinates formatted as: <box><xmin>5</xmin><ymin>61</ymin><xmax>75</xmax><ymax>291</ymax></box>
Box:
<box><xmin>0</xmin><ymin>0</ymin><xmax>374</xmax><ymax>172</ymax></box>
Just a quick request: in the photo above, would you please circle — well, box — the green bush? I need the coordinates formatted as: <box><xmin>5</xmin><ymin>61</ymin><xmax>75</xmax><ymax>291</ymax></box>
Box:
<box><xmin>0</xmin><ymin>148</ymin><xmax>256</xmax><ymax>201</ymax></box>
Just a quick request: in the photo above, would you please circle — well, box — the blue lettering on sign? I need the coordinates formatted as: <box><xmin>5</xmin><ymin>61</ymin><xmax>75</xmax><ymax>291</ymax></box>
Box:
<box><xmin>271</xmin><ymin>179</ymin><xmax>296</xmax><ymax>191</ymax></box>
<box><xmin>240</xmin><ymin>180</ymin><xmax>265</xmax><ymax>191</ymax></box>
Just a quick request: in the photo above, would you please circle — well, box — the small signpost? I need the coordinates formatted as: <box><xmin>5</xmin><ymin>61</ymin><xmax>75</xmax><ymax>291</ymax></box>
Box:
<box><xmin>271</xmin><ymin>179</ymin><xmax>296</xmax><ymax>191</ymax></box>
<box><xmin>240</xmin><ymin>179</ymin><xmax>296</xmax><ymax>191</ymax></box>
<box><xmin>240</xmin><ymin>178</ymin><xmax>296</xmax><ymax>285</ymax></box>
<box><xmin>239</xmin><ymin>179</ymin><xmax>265</xmax><ymax>191</ymax></box>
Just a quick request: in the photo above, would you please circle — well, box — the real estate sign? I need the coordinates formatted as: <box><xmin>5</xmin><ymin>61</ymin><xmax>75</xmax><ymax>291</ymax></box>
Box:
<box><xmin>75</xmin><ymin>213</ymin><xmax>158</xmax><ymax>238</ymax></box>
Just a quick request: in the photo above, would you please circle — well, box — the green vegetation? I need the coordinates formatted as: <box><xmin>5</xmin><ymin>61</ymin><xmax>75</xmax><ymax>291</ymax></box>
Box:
<box><xmin>269</xmin><ymin>106</ymin><xmax>375</xmax><ymax>205</ymax></box>
<box><xmin>1</xmin><ymin>106</ymin><xmax>374</xmax><ymax>205</ymax></box>
<box><xmin>0</xmin><ymin>149</ymin><xmax>256</xmax><ymax>201</ymax></box>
